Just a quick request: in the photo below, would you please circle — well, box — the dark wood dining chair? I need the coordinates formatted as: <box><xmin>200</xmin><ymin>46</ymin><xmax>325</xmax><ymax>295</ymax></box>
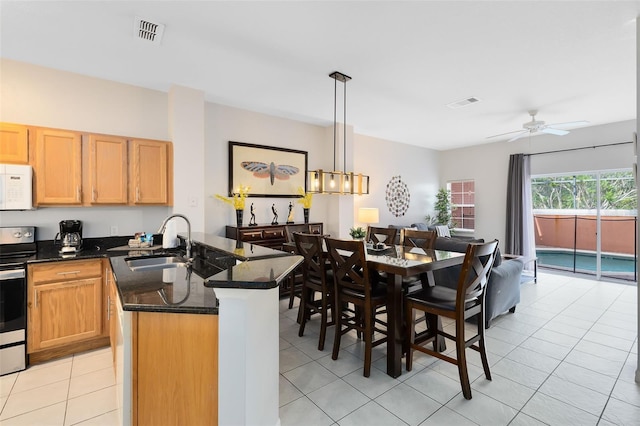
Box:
<box><xmin>405</xmin><ymin>239</ymin><xmax>499</xmax><ymax>399</ymax></box>
<box><xmin>284</xmin><ymin>224</ymin><xmax>309</xmax><ymax>309</ymax></box>
<box><xmin>325</xmin><ymin>237</ymin><xmax>388</xmax><ymax>377</ymax></box>
<box><xmin>365</xmin><ymin>226</ymin><xmax>397</xmax><ymax>245</ymax></box>
<box><xmin>400</xmin><ymin>228</ymin><xmax>437</xmax><ymax>251</ymax></box>
<box><xmin>294</xmin><ymin>232</ymin><xmax>335</xmax><ymax>351</ymax></box>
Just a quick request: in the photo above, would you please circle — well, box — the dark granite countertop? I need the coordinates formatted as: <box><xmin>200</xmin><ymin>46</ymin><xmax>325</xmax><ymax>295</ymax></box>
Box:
<box><xmin>28</xmin><ymin>232</ymin><xmax>303</xmax><ymax>315</ymax></box>
<box><xmin>110</xmin><ymin>255</ymin><xmax>219</xmax><ymax>314</ymax></box>
<box><xmin>29</xmin><ymin>235</ymin><xmax>166</xmax><ymax>263</ymax></box>
<box><xmin>189</xmin><ymin>232</ymin><xmax>290</xmax><ymax>260</ymax></box>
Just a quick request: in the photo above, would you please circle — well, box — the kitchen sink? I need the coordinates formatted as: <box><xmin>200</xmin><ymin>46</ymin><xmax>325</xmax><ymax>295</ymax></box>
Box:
<box><xmin>125</xmin><ymin>254</ymin><xmax>188</xmax><ymax>271</ymax></box>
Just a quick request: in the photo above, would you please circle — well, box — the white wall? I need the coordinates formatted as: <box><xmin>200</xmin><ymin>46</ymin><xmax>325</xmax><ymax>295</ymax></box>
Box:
<box><xmin>439</xmin><ymin>119</ymin><xmax>636</xmax><ymax>250</ymax></box>
<box><xmin>0</xmin><ymin>59</ymin><xmax>172</xmax><ymax>239</ymax></box>
<box><xmin>1</xmin><ymin>59</ymin><xmax>440</xmax><ymax>241</ymax></box>
<box><xmin>203</xmin><ymin>102</ymin><xmax>335</xmax><ymax>235</ymax></box>
<box><xmin>353</xmin><ymin>133</ymin><xmax>440</xmax><ymax>229</ymax></box>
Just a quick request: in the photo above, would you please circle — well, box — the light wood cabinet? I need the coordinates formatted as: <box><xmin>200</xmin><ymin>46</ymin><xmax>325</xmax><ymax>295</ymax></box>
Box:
<box><xmin>129</xmin><ymin>139</ymin><xmax>173</xmax><ymax>205</ymax></box>
<box><xmin>132</xmin><ymin>311</ymin><xmax>218</xmax><ymax>426</ymax></box>
<box><xmin>88</xmin><ymin>134</ymin><xmax>128</xmax><ymax>204</ymax></box>
<box><xmin>5</xmin><ymin>122</ymin><xmax>173</xmax><ymax>206</ymax></box>
<box><xmin>0</xmin><ymin>122</ymin><xmax>29</xmax><ymax>164</ymax></box>
<box><xmin>28</xmin><ymin>259</ymin><xmax>103</xmax><ymax>353</ymax></box>
<box><xmin>34</xmin><ymin>128</ymin><xmax>83</xmax><ymax>205</ymax></box>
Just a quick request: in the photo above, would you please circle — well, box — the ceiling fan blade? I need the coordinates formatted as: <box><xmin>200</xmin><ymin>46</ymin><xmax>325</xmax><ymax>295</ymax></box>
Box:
<box><xmin>486</xmin><ymin>129</ymin><xmax>527</xmax><ymax>139</ymax></box>
<box><xmin>541</xmin><ymin>127</ymin><xmax>569</xmax><ymax>136</ymax></box>
<box><xmin>507</xmin><ymin>131</ymin><xmax>529</xmax><ymax>142</ymax></box>
<box><xmin>545</xmin><ymin>120</ymin><xmax>589</xmax><ymax>129</ymax></box>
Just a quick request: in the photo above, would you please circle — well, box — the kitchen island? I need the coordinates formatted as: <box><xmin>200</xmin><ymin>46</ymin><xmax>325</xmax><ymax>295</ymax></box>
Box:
<box><xmin>110</xmin><ymin>234</ymin><xmax>302</xmax><ymax>426</ymax></box>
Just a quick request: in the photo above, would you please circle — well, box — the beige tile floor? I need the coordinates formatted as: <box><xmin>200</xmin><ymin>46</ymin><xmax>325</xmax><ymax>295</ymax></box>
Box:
<box><xmin>1</xmin><ymin>271</ymin><xmax>638</xmax><ymax>425</ymax></box>
<box><xmin>279</xmin><ymin>272</ymin><xmax>639</xmax><ymax>426</ymax></box>
<box><xmin>0</xmin><ymin>347</ymin><xmax>118</xmax><ymax>425</ymax></box>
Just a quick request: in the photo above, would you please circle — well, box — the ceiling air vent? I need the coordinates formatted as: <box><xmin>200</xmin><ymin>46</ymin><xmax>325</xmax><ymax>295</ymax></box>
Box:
<box><xmin>446</xmin><ymin>97</ymin><xmax>481</xmax><ymax>109</ymax></box>
<box><xmin>134</xmin><ymin>17</ymin><xmax>165</xmax><ymax>45</ymax></box>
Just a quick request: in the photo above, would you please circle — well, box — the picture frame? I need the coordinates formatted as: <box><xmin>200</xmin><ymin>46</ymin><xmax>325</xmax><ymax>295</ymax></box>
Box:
<box><xmin>228</xmin><ymin>141</ymin><xmax>308</xmax><ymax>197</ymax></box>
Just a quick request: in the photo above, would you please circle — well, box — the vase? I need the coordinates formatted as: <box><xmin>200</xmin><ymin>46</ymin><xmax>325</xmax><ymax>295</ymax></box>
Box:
<box><xmin>235</xmin><ymin>209</ymin><xmax>244</xmax><ymax>227</ymax></box>
<box><xmin>303</xmin><ymin>208</ymin><xmax>309</xmax><ymax>224</ymax></box>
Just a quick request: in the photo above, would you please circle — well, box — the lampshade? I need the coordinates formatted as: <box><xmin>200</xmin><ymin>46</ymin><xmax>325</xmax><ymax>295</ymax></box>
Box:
<box><xmin>307</xmin><ymin>71</ymin><xmax>370</xmax><ymax>195</ymax></box>
<box><xmin>358</xmin><ymin>207</ymin><xmax>379</xmax><ymax>224</ymax></box>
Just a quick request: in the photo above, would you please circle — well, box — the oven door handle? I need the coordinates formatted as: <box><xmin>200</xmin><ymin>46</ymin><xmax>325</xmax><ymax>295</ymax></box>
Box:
<box><xmin>0</xmin><ymin>269</ymin><xmax>26</xmax><ymax>280</ymax></box>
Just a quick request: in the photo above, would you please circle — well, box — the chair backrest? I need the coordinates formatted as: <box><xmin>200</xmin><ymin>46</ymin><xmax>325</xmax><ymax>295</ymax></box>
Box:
<box><xmin>285</xmin><ymin>224</ymin><xmax>310</xmax><ymax>242</ymax></box>
<box><xmin>400</xmin><ymin>229</ymin><xmax>437</xmax><ymax>251</ymax></box>
<box><xmin>366</xmin><ymin>226</ymin><xmax>397</xmax><ymax>245</ymax></box>
<box><xmin>456</xmin><ymin>240</ymin><xmax>499</xmax><ymax>309</ymax></box>
<box><xmin>294</xmin><ymin>232</ymin><xmax>329</xmax><ymax>288</ymax></box>
<box><xmin>325</xmin><ymin>237</ymin><xmax>371</xmax><ymax>297</ymax></box>
<box><xmin>285</xmin><ymin>224</ymin><xmax>324</xmax><ymax>242</ymax></box>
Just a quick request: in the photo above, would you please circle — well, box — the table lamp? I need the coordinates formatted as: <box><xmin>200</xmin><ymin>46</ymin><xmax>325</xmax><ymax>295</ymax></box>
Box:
<box><xmin>358</xmin><ymin>207</ymin><xmax>379</xmax><ymax>226</ymax></box>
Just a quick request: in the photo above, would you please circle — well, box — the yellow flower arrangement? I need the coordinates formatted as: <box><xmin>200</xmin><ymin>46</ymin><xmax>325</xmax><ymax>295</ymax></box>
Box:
<box><xmin>215</xmin><ymin>185</ymin><xmax>250</xmax><ymax>210</ymax></box>
<box><xmin>296</xmin><ymin>187</ymin><xmax>313</xmax><ymax>208</ymax></box>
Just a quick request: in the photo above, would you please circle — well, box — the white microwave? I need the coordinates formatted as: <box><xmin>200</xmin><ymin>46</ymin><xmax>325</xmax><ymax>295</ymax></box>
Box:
<box><xmin>0</xmin><ymin>164</ymin><xmax>33</xmax><ymax>210</ymax></box>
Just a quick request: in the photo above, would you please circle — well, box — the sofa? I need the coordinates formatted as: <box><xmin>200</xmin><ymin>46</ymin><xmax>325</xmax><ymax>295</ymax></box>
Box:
<box><xmin>389</xmin><ymin>223</ymin><xmax>523</xmax><ymax>328</ymax></box>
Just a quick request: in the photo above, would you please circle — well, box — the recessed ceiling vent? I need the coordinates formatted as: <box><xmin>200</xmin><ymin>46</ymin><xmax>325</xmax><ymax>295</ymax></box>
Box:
<box><xmin>134</xmin><ymin>16</ymin><xmax>165</xmax><ymax>45</ymax></box>
<box><xmin>446</xmin><ymin>97</ymin><xmax>481</xmax><ymax>109</ymax></box>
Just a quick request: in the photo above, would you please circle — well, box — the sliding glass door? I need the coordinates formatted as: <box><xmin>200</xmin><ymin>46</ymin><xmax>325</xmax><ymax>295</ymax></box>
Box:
<box><xmin>532</xmin><ymin>170</ymin><xmax>637</xmax><ymax>281</ymax></box>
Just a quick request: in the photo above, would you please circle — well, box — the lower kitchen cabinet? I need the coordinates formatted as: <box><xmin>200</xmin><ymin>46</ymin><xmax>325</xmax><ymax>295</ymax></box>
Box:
<box><xmin>114</xmin><ymin>310</ymin><xmax>218</xmax><ymax>426</ymax></box>
<box><xmin>27</xmin><ymin>259</ymin><xmax>109</xmax><ymax>363</ymax></box>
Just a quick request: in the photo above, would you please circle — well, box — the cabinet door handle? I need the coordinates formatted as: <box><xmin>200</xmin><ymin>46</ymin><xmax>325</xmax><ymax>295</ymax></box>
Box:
<box><xmin>77</xmin><ymin>186</ymin><xmax>81</xmax><ymax>202</ymax></box>
<box><xmin>34</xmin><ymin>289</ymin><xmax>38</xmax><ymax>308</ymax></box>
<box><xmin>136</xmin><ymin>187</ymin><xmax>140</xmax><ymax>202</ymax></box>
<box><xmin>92</xmin><ymin>187</ymin><xmax>97</xmax><ymax>202</ymax></box>
<box><xmin>107</xmin><ymin>295</ymin><xmax>111</xmax><ymax>320</ymax></box>
<box><xmin>56</xmin><ymin>270</ymin><xmax>81</xmax><ymax>275</ymax></box>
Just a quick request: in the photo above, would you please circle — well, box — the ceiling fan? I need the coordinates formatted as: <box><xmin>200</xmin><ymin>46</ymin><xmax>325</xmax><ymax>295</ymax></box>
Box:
<box><xmin>487</xmin><ymin>110</ymin><xmax>589</xmax><ymax>142</ymax></box>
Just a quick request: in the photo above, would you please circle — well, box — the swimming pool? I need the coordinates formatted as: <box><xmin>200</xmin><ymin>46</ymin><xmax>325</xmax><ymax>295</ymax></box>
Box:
<box><xmin>536</xmin><ymin>249</ymin><xmax>636</xmax><ymax>277</ymax></box>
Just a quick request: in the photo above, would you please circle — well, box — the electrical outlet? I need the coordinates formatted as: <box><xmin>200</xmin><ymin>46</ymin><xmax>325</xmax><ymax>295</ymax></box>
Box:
<box><xmin>110</xmin><ymin>225</ymin><xmax>118</xmax><ymax>236</ymax></box>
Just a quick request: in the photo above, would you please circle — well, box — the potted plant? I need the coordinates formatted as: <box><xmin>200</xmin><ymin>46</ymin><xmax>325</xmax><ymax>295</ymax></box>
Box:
<box><xmin>296</xmin><ymin>187</ymin><xmax>313</xmax><ymax>223</ymax></box>
<box><xmin>349</xmin><ymin>226</ymin><xmax>366</xmax><ymax>240</ymax></box>
<box><xmin>215</xmin><ymin>185</ymin><xmax>250</xmax><ymax>227</ymax></box>
<box><xmin>425</xmin><ymin>187</ymin><xmax>454</xmax><ymax>228</ymax></box>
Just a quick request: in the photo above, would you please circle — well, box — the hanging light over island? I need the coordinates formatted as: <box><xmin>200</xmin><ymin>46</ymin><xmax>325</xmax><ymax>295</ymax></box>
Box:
<box><xmin>307</xmin><ymin>71</ymin><xmax>370</xmax><ymax>195</ymax></box>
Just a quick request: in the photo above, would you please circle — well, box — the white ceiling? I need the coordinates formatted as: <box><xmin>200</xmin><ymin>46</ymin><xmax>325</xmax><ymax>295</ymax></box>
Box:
<box><xmin>1</xmin><ymin>1</ymin><xmax>638</xmax><ymax>150</ymax></box>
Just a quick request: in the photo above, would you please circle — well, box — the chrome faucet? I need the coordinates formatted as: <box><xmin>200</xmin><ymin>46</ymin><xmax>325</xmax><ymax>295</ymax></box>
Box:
<box><xmin>158</xmin><ymin>214</ymin><xmax>192</xmax><ymax>261</ymax></box>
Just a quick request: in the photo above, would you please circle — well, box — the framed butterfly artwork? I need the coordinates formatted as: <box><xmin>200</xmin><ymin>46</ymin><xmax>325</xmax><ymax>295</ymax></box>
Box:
<box><xmin>228</xmin><ymin>141</ymin><xmax>308</xmax><ymax>197</ymax></box>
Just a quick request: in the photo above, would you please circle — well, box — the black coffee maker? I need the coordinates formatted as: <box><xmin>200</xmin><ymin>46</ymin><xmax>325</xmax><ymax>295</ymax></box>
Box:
<box><xmin>58</xmin><ymin>220</ymin><xmax>83</xmax><ymax>253</ymax></box>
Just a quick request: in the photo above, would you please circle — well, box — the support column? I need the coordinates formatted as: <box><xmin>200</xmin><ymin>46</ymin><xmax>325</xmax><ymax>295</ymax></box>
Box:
<box><xmin>216</xmin><ymin>287</ymin><xmax>280</xmax><ymax>425</ymax></box>
<box><xmin>168</xmin><ymin>85</ymin><xmax>205</xmax><ymax>233</ymax></box>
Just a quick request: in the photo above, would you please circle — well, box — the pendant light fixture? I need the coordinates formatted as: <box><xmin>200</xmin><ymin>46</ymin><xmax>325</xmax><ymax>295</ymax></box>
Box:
<box><xmin>307</xmin><ymin>71</ymin><xmax>370</xmax><ymax>195</ymax></box>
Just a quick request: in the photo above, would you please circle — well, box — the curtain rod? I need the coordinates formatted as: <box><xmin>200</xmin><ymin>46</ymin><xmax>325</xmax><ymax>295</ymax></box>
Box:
<box><xmin>524</xmin><ymin>140</ymin><xmax>633</xmax><ymax>157</ymax></box>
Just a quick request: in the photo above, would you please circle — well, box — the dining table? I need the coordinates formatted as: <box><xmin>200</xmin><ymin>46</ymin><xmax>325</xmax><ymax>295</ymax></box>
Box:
<box><xmin>365</xmin><ymin>245</ymin><xmax>465</xmax><ymax>378</ymax></box>
<box><xmin>282</xmin><ymin>240</ymin><xmax>465</xmax><ymax>378</ymax></box>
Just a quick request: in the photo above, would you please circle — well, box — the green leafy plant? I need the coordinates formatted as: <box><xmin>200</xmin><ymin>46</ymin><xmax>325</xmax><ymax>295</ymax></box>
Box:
<box><xmin>425</xmin><ymin>187</ymin><xmax>453</xmax><ymax>227</ymax></box>
<box><xmin>349</xmin><ymin>226</ymin><xmax>366</xmax><ymax>239</ymax></box>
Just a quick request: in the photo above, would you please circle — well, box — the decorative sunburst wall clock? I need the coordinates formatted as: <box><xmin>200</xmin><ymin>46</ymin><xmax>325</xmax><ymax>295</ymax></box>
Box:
<box><xmin>385</xmin><ymin>175</ymin><xmax>410</xmax><ymax>217</ymax></box>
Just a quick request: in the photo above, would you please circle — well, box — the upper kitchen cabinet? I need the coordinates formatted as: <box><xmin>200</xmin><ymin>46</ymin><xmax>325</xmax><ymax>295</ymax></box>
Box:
<box><xmin>129</xmin><ymin>139</ymin><xmax>173</xmax><ymax>205</ymax></box>
<box><xmin>0</xmin><ymin>122</ymin><xmax>29</xmax><ymax>164</ymax></box>
<box><xmin>34</xmin><ymin>128</ymin><xmax>83</xmax><ymax>205</ymax></box>
<box><xmin>87</xmin><ymin>134</ymin><xmax>128</xmax><ymax>204</ymax></box>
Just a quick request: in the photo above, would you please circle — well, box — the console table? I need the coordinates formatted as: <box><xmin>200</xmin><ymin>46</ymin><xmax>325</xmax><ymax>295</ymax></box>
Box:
<box><xmin>225</xmin><ymin>222</ymin><xmax>323</xmax><ymax>250</ymax></box>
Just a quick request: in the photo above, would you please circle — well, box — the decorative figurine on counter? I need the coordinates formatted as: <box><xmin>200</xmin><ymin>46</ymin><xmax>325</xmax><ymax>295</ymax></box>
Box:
<box><xmin>249</xmin><ymin>203</ymin><xmax>257</xmax><ymax>226</ymax></box>
<box><xmin>286</xmin><ymin>202</ymin><xmax>294</xmax><ymax>224</ymax></box>
<box><xmin>271</xmin><ymin>204</ymin><xmax>278</xmax><ymax>225</ymax></box>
